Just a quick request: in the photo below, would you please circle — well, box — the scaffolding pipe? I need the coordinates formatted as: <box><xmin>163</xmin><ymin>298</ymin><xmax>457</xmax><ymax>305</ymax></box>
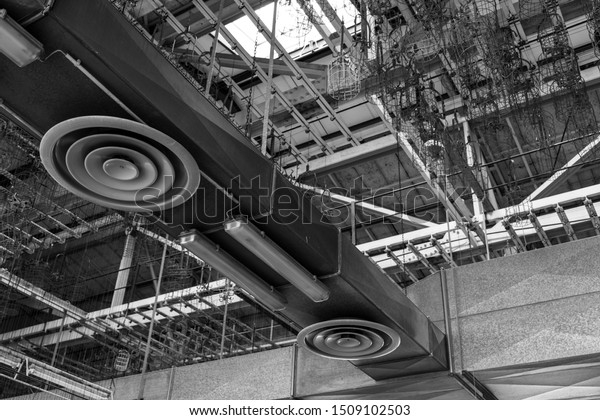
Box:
<box><xmin>0</xmin><ymin>100</ymin><xmax>43</xmax><ymax>139</ymax></box>
<box><xmin>205</xmin><ymin>0</ymin><xmax>225</xmax><ymax>95</ymax></box>
<box><xmin>110</xmin><ymin>228</ymin><xmax>137</xmax><ymax>308</ymax></box>
<box><xmin>440</xmin><ymin>269</ymin><xmax>455</xmax><ymax>373</ymax></box>
<box><xmin>261</xmin><ymin>0</ymin><xmax>277</xmax><ymax>156</ymax></box>
<box><xmin>50</xmin><ymin>310</ymin><xmax>67</xmax><ymax>367</ymax></box>
<box><xmin>63</xmin><ymin>52</ymin><xmax>145</xmax><ymax>124</ymax></box>
<box><xmin>137</xmin><ymin>239</ymin><xmax>168</xmax><ymax>400</ymax></box>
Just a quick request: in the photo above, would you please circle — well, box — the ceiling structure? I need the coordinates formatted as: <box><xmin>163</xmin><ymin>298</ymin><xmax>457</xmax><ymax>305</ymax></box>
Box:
<box><xmin>0</xmin><ymin>0</ymin><xmax>600</xmax><ymax>400</ymax></box>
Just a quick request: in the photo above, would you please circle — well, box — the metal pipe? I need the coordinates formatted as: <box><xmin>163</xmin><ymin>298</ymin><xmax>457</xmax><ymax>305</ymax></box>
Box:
<box><xmin>454</xmin><ymin>130</ymin><xmax>600</xmax><ymax>173</ymax></box>
<box><xmin>0</xmin><ymin>99</ymin><xmax>43</xmax><ymax>139</ymax></box>
<box><xmin>137</xmin><ymin>239</ymin><xmax>168</xmax><ymax>400</ymax></box>
<box><xmin>110</xmin><ymin>228</ymin><xmax>137</xmax><ymax>308</ymax></box>
<box><xmin>50</xmin><ymin>311</ymin><xmax>67</xmax><ymax>367</ymax></box>
<box><xmin>62</xmin><ymin>53</ymin><xmax>145</xmax><ymax>124</ymax></box>
<box><xmin>261</xmin><ymin>0</ymin><xmax>278</xmax><ymax>156</ymax></box>
<box><xmin>137</xmin><ymin>226</ymin><xmax>201</xmax><ymax>262</ymax></box>
<box><xmin>440</xmin><ymin>269</ymin><xmax>455</xmax><ymax>373</ymax></box>
<box><xmin>19</xmin><ymin>0</ymin><xmax>55</xmax><ymax>27</ymax></box>
<box><xmin>28</xmin><ymin>220</ymin><xmax>64</xmax><ymax>244</ymax></box>
<box><xmin>478</xmin><ymin>154</ymin><xmax>600</xmax><ymax>194</ymax></box>
<box><xmin>205</xmin><ymin>0</ymin><xmax>226</xmax><ymax>95</ymax></box>
<box><xmin>0</xmin><ymin>232</ymin><xmax>32</xmax><ymax>253</ymax></box>
<box><xmin>350</xmin><ymin>201</ymin><xmax>356</xmax><ymax>244</ymax></box>
<box><xmin>167</xmin><ymin>366</ymin><xmax>176</xmax><ymax>400</ymax></box>
<box><xmin>219</xmin><ymin>280</ymin><xmax>231</xmax><ymax>359</ymax></box>
<box><xmin>290</xmin><ymin>344</ymin><xmax>298</xmax><ymax>399</ymax></box>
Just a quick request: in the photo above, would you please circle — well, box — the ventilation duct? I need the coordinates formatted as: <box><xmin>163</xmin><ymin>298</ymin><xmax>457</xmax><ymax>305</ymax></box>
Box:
<box><xmin>22</xmin><ymin>0</ymin><xmax>447</xmax><ymax>380</ymax></box>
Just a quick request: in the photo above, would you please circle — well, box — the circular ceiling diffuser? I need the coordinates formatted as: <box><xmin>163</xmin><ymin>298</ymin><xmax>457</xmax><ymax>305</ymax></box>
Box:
<box><xmin>296</xmin><ymin>319</ymin><xmax>401</xmax><ymax>361</ymax></box>
<box><xmin>40</xmin><ymin>116</ymin><xmax>200</xmax><ymax>212</ymax></box>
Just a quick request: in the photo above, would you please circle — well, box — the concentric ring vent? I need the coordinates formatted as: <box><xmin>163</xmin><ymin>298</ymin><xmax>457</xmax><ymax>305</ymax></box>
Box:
<box><xmin>296</xmin><ymin>319</ymin><xmax>401</xmax><ymax>361</ymax></box>
<box><xmin>40</xmin><ymin>116</ymin><xmax>200</xmax><ymax>212</ymax></box>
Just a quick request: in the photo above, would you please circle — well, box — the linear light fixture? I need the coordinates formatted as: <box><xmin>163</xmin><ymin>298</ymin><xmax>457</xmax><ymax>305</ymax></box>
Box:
<box><xmin>223</xmin><ymin>217</ymin><xmax>330</xmax><ymax>303</ymax></box>
<box><xmin>0</xmin><ymin>9</ymin><xmax>43</xmax><ymax>67</ymax></box>
<box><xmin>178</xmin><ymin>230</ymin><xmax>287</xmax><ymax>311</ymax></box>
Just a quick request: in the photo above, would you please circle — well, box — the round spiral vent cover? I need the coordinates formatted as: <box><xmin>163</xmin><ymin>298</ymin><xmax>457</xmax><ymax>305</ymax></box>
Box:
<box><xmin>40</xmin><ymin>116</ymin><xmax>200</xmax><ymax>212</ymax></box>
<box><xmin>296</xmin><ymin>319</ymin><xmax>401</xmax><ymax>360</ymax></box>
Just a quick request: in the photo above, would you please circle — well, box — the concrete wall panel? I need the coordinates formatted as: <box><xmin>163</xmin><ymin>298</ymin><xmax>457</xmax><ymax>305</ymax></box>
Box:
<box><xmin>408</xmin><ymin>236</ymin><xmax>600</xmax><ymax>372</ymax></box>
<box><xmin>171</xmin><ymin>348</ymin><xmax>293</xmax><ymax>400</ymax></box>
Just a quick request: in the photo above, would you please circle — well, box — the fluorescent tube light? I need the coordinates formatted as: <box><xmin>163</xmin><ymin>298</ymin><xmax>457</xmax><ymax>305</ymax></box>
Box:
<box><xmin>223</xmin><ymin>217</ymin><xmax>330</xmax><ymax>303</ymax></box>
<box><xmin>0</xmin><ymin>9</ymin><xmax>43</xmax><ymax>67</ymax></box>
<box><xmin>179</xmin><ymin>230</ymin><xmax>287</xmax><ymax>311</ymax></box>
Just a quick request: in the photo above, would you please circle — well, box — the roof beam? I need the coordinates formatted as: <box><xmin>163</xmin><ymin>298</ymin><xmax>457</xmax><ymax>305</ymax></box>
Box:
<box><xmin>289</xmin><ymin>134</ymin><xmax>399</xmax><ymax>177</ymax></box>
<box><xmin>214</xmin><ymin>53</ymin><xmax>327</xmax><ymax>79</ymax></box>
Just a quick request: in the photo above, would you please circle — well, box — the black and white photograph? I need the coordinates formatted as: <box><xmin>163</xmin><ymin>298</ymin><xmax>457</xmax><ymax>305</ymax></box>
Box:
<box><xmin>0</xmin><ymin>0</ymin><xmax>599</xmax><ymax>414</ymax></box>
